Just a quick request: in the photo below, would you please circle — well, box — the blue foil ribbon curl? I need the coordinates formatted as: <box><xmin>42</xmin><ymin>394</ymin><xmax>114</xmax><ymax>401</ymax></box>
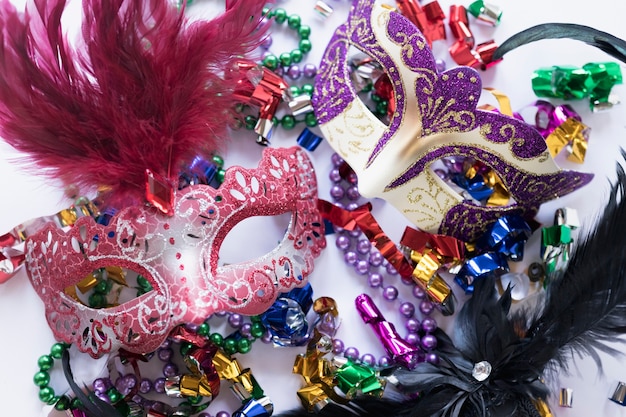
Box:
<box><xmin>233</xmin><ymin>397</ymin><xmax>274</xmax><ymax>417</ymax></box>
<box><xmin>451</xmin><ymin>173</ymin><xmax>494</xmax><ymax>201</ymax></box>
<box><xmin>454</xmin><ymin>252</ymin><xmax>509</xmax><ymax>293</ymax></box>
<box><xmin>297</xmin><ymin>128</ymin><xmax>324</xmax><ymax>151</ymax></box>
<box><xmin>259</xmin><ymin>283</ymin><xmax>314</xmax><ymax>346</ymax></box>
<box><xmin>476</xmin><ymin>215</ymin><xmax>532</xmax><ymax>261</ymax></box>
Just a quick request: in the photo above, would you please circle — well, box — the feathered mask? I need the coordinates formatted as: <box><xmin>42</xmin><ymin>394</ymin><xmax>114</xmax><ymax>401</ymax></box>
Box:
<box><xmin>0</xmin><ymin>0</ymin><xmax>327</xmax><ymax>358</ymax></box>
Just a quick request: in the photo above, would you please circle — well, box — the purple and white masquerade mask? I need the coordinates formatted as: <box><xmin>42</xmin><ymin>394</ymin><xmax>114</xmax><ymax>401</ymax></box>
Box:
<box><xmin>313</xmin><ymin>0</ymin><xmax>592</xmax><ymax>241</ymax></box>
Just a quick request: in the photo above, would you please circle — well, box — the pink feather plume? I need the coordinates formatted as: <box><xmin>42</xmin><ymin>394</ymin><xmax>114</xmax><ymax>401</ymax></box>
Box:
<box><xmin>0</xmin><ymin>0</ymin><xmax>270</xmax><ymax>208</ymax></box>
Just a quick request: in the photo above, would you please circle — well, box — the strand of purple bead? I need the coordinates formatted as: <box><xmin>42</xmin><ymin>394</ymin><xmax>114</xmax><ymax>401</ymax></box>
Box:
<box><xmin>327</xmin><ymin>152</ymin><xmax>440</xmax><ymax>366</ymax></box>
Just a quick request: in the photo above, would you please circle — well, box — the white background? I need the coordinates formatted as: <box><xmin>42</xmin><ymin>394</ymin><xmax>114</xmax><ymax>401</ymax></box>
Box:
<box><xmin>1</xmin><ymin>0</ymin><xmax>626</xmax><ymax>416</ymax></box>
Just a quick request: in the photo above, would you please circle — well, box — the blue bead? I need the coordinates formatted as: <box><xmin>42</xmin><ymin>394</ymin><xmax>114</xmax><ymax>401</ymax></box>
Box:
<box><xmin>296</xmin><ymin>127</ymin><xmax>323</xmax><ymax>151</ymax></box>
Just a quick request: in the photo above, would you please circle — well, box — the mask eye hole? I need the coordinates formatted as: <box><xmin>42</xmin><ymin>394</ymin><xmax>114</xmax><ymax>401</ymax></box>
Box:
<box><xmin>431</xmin><ymin>156</ymin><xmax>517</xmax><ymax>207</ymax></box>
<box><xmin>64</xmin><ymin>266</ymin><xmax>154</xmax><ymax>309</ymax></box>
<box><xmin>218</xmin><ymin>213</ymin><xmax>292</xmax><ymax>266</ymax></box>
<box><xmin>348</xmin><ymin>48</ymin><xmax>394</xmax><ymax>127</ymax></box>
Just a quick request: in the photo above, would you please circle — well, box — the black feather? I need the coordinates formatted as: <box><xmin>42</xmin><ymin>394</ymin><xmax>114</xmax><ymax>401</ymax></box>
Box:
<box><xmin>492</xmin><ymin>23</ymin><xmax>626</xmax><ymax>63</ymax></box>
<box><xmin>276</xmin><ymin>155</ymin><xmax>626</xmax><ymax>417</ymax></box>
<box><xmin>62</xmin><ymin>349</ymin><xmax>125</xmax><ymax>417</ymax></box>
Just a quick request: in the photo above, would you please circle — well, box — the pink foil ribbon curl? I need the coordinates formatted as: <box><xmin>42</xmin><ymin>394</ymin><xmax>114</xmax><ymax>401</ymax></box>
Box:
<box><xmin>355</xmin><ymin>293</ymin><xmax>421</xmax><ymax>369</ymax></box>
<box><xmin>531</xmin><ymin>100</ymin><xmax>589</xmax><ymax>163</ymax></box>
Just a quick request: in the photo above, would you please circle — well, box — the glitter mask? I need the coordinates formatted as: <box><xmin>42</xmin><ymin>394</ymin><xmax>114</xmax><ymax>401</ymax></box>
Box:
<box><xmin>313</xmin><ymin>0</ymin><xmax>593</xmax><ymax>241</ymax></box>
<box><xmin>25</xmin><ymin>146</ymin><xmax>326</xmax><ymax>357</ymax></box>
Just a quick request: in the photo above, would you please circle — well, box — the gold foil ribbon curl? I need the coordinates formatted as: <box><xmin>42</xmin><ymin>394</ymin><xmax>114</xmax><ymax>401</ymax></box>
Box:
<box><xmin>545</xmin><ymin>117</ymin><xmax>588</xmax><ymax>163</ymax></box>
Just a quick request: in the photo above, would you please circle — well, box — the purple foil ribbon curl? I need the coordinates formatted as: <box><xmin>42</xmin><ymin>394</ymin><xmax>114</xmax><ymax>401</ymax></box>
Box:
<box><xmin>532</xmin><ymin>100</ymin><xmax>583</xmax><ymax>137</ymax></box>
<box><xmin>355</xmin><ymin>293</ymin><xmax>421</xmax><ymax>369</ymax></box>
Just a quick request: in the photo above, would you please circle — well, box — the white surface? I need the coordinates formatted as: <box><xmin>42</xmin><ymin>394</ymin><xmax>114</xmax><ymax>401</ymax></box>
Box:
<box><xmin>1</xmin><ymin>0</ymin><xmax>626</xmax><ymax>416</ymax></box>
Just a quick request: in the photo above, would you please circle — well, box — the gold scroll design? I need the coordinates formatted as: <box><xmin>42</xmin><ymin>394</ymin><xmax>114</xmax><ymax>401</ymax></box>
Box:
<box><xmin>324</xmin><ymin>101</ymin><xmax>378</xmax><ymax>159</ymax></box>
<box><xmin>403</xmin><ymin>169</ymin><xmax>460</xmax><ymax>231</ymax></box>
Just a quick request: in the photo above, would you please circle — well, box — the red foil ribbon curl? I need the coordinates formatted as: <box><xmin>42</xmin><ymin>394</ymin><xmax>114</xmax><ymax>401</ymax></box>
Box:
<box><xmin>229</xmin><ymin>59</ymin><xmax>291</xmax><ymax>145</ymax></box>
<box><xmin>317</xmin><ymin>200</ymin><xmax>414</xmax><ymax>277</ymax></box>
<box><xmin>400</xmin><ymin>226</ymin><xmax>465</xmax><ymax>263</ymax></box>
<box><xmin>448</xmin><ymin>5</ymin><xmax>500</xmax><ymax>70</ymax></box>
<box><xmin>395</xmin><ymin>0</ymin><xmax>446</xmax><ymax>46</ymax></box>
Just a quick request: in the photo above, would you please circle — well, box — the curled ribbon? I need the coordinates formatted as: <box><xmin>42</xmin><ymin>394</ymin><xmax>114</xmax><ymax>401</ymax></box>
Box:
<box><xmin>1</xmin><ymin>197</ymin><xmax>101</xmax><ymax>284</ymax></box>
<box><xmin>317</xmin><ymin>200</ymin><xmax>414</xmax><ymax>278</ymax></box>
<box><xmin>293</xmin><ymin>330</ymin><xmax>349</xmax><ymax>412</ymax></box>
<box><xmin>229</xmin><ymin>59</ymin><xmax>291</xmax><ymax>145</ymax></box>
<box><xmin>395</xmin><ymin>0</ymin><xmax>446</xmax><ymax>46</ymax></box>
<box><xmin>532</xmin><ymin>62</ymin><xmax>622</xmax><ymax>111</ymax></box>
<box><xmin>541</xmin><ymin>208</ymin><xmax>578</xmax><ymax>284</ymax></box>
<box><xmin>448</xmin><ymin>5</ymin><xmax>500</xmax><ymax>69</ymax></box>
<box><xmin>399</xmin><ymin>227</ymin><xmax>463</xmax><ymax>315</ymax></box>
<box><xmin>162</xmin><ymin>329</ymin><xmax>221</xmax><ymax>400</ymax></box>
<box><xmin>529</xmin><ymin>100</ymin><xmax>589</xmax><ymax>163</ymax></box>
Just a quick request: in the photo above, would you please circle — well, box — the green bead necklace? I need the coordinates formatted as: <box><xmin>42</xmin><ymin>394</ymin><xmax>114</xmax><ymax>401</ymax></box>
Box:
<box><xmin>33</xmin><ymin>342</ymin><xmax>79</xmax><ymax>411</ymax></box>
<box><xmin>261</xmin><ymin>7</ymin><xmax>312</xmax><ymax>71</ymax></box>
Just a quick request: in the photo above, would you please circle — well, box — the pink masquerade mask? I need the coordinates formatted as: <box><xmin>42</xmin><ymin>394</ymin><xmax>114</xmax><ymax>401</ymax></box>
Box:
<box><xmin>313</xmin><ymin>0</ymin><xmax>593</xmax><ymax>241</ymax></box>
<box><xmin>25</xmin><ymin>146</ymin><xmax>326</xmax><ymax>357</ymax></box>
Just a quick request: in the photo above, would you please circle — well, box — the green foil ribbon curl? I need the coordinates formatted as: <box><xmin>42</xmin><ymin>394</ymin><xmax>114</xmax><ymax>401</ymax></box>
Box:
<box><xmin>532</xmin><ymin>62</ymin><xmax>622</xmax><ymax>111</ymax></box>
<box><xmin>332</xmin><ymin>357</ymin><xmax>385</xmax><ymax>398</ymax></box>
<box><xmin>541</xmin><ymin>208</ymin><xmax>578</xmax><ymax>285</ymax></box>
